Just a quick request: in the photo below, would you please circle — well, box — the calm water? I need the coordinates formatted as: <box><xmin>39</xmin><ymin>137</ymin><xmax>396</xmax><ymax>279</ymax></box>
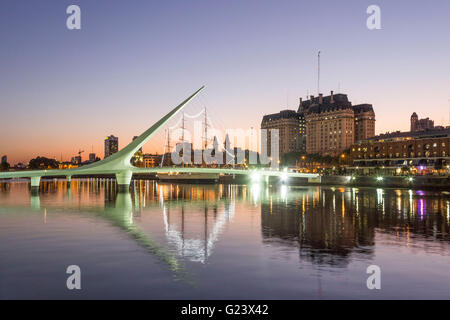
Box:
<box><xmin>0</xmin><ymin>179</ymin><xmax>449</xmax><ymax>299</ymax></box>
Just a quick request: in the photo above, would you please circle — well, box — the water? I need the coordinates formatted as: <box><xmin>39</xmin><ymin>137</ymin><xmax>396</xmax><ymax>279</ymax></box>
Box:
<box><xmin>0</xmin><ymin>179</ymin><xmax>449</xmax><ymax>299</ymax></box>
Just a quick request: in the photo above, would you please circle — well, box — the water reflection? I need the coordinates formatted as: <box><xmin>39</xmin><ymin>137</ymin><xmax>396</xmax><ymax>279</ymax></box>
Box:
<box><xmin>262</xmin><ymin>186</ymin><xmax>450</xmax><ymax>267</ymax></box>
<box><xmin>1</xmin><ymin>179</ymin><xmax>450</xmax><ymax>269</ymax></box>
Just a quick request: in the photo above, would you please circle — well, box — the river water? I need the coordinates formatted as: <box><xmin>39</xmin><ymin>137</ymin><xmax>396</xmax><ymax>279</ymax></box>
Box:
<box><xmin>0</xmin><ymin>179</ymin><xmax>449</xmax><ymax>299</ymax></box>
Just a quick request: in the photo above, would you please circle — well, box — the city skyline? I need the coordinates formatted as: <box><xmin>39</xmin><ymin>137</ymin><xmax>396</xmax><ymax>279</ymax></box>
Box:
<box><xmin>1</xmin><ymin>0</ymin><xmax>450</xmax><ymax>164</ymax></box>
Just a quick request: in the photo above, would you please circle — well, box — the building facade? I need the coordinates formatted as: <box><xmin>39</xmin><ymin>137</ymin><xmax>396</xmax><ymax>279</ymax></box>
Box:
<box><xmin>261</xmin><ymin>91</ymin><xmax>375</xmax><ymax>158</ymax></box>
<box><xmin>350</xmin><ymin>128</ymin><xmax>450</xmax><ymax>173</ymax></box>
<box><xmin>301</xmin><ymin>92</ymin><xmax>375</xmax><ymax>156</ymax></box>
<box><xmin>143</xmin><ymin>154</ymin><xmax>162</xmax><ymax>168</ymax></box>
<box><xmin>261</xmin><ymin>110</ymin><xmax>303</xmax><ymax>157</ymax></box>
<box><xmin>410</xmin><ymin>112</ymin><xmax>434</xmax><ymax>132</ymax></box>
<box><xmin>104</xmin><ymin>135</ymin><xmax>119</xmax><ymax>159</ymax></box>
<box><xmin>354</xmin><ymin>104</ymin><xmax>376</xmax><ymax>142</ymax></box>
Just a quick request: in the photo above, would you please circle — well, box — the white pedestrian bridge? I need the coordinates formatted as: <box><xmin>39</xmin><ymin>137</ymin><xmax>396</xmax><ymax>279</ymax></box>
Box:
<box><xmin>0</xmin><ymin>86</ymin><xmax>319</xmax><ymax>189</ymax></box>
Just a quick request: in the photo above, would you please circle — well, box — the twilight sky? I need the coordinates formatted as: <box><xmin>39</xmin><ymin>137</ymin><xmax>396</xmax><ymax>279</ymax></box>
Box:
<box><xmin>1</xmin><ymin>0</ymin><xmax>449</xmax><ymax>164</ymax></box>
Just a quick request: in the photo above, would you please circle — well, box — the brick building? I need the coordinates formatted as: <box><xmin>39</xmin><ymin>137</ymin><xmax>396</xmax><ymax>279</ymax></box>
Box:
<box><xmin>350</xmin><ymin>128</ymin><xmax>450</xmax><ymax>174</ymax></box>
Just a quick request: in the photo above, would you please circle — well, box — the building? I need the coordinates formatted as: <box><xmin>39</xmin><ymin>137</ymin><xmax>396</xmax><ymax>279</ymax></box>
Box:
<box><xmin>71</xmin><ymin>156</ymin><xmax>82</xmax><ymax>165</ymax></box>
<box><xmin>143</xmin><ymin>154</ymin><xmax>162</xmax><ymax>168</ymax></box>
<box><xmin>410</xmin><ymin>112</ymin><xmax>434</xmax><ymax>132</ymax></box>
<box><xmin>354</xmin><ymin>104</ymin><xmax>376</xmax><ymax>142</ymax></box>
<box><xmin>89</xmin><ymin>153</ymin><xmax>96</xmax><ymax>162</ymax></box>
<box><xmin>261</xmin><ymin>110</ymin><xmax>303</xmax><ymax>157</ymax></box>
<box><xmin>301</xmin><ymin>91</ymin><xmax>375</xmax><ymax>156</ymax></box>
<box><xmin>1</xmin><ymin>155</ymin><xmax>7</xmax><ymax>164</ymax></box>
<box><xmin>350</xmin><ymin>127</ymin><xmax>450</xmax><ymax>175</ymax></box>
<box><xmin>104</xmin><ymin>135</ymin><xmax>118</xmax><ymax>159</ymax></box>
<box><xmin>261</xmin><ymin>91</ymin><xmax>375</xmax><ymax>158</ymax></box>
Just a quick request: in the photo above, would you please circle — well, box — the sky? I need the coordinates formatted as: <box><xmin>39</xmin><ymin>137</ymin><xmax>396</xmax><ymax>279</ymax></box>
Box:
<box><xmin>0</xmin><ymin>0</ymin><xmax>449</xmax><ymax>164</ymax></box>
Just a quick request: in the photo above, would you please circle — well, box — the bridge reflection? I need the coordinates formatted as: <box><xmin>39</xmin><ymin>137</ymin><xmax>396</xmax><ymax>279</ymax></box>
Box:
<box><xmin>1</xmin><ymin>179</ymin><xmax>450</xmax><ymax>269</ymax></box>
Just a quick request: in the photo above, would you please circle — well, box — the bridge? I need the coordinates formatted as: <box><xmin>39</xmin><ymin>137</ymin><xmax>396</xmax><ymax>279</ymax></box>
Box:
<box><xmin>0</xmin><ymin>86</ymin><xmax>319</xmax><ymax>191</ymax></box>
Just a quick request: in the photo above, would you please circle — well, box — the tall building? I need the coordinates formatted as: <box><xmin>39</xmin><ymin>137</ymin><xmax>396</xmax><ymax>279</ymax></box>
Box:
<box><xmin>261</xmin><ymin>91</ymin><xmax>375</xmax><ymax>158</ymax></box>
<box><xmin>1</xmin><ymin>155</ymin><xmax>7</xmax><ymax>164</ymax></box>
<box><xmin>261</xmin><ymin>110</ymin><xmax>303</xmax><ymax>157</ymax></box>
<box><xmin>300</xmin><ymin>91</ymin><xmax>375</xmax><ymax>156</ymax></box>
<box><xmin>411</xmin><ymin>112</ymin><xmax>434</xmax><ymax>132</ymax></box>
<box><xmin>104</xmin><ymin>135</ymin><xmax>119</xmax><ymax>159</ymax></box>
<box><xmin>89</xmin><ymin>153</ymin><xmax>96</xmax><ymax>162</ymax></box>
<box><xmin>354</xmin><ymin>104</ymin><xmax>376</xmax><ymax>142</ymax></box>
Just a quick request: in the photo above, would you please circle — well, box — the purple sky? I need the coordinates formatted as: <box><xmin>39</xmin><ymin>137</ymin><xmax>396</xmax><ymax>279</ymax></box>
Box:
<box><xmin>1</xmin><ymin>0</ymin><xmax>449</xmax><ymax>164</ymax></box>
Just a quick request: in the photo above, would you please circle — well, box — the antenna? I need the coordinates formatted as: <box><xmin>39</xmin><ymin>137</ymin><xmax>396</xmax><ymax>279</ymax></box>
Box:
<box><xmin>317</xmin><ymin>50</ymin><xmax>321</xmax><ymax>95</ymax></box>
<box><xmin>286</xmin><ymin>89</ymin><xmax>289</xmax><ymax>108</ymax></box>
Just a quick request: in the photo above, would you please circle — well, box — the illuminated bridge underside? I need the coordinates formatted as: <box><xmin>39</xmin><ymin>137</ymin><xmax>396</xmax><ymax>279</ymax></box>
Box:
<box><xmin>0</xmin><ymin>86</ymin><xmax>319</xmax><ymax>186</ymax></box>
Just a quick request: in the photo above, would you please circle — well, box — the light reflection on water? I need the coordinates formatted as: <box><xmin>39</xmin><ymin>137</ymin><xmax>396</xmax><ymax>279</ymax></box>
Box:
<box><xmin>0</xmin><ymin>179</ymin><xmax>450</xmax><ymax>299</ymax></box>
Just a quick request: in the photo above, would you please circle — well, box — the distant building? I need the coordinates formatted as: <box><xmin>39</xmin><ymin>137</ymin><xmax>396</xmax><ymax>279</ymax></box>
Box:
<box><xmin>301</xmin><ymin>91</ymin><xmax>375</xmax><ymax>156</ymax></box>
<box><xmin>15</xmin><ymin>163</ymin><xmax>26</xmax><ymax>170</ymax></box>
<box><xmin>261</xmin><ymin>110</ymin><xmax>303</xmax><ymax>157</ymax></box>
<box><xmin>354</xmin><ymin>104</ymin><xmax>376</xmax><ymax>142</ymax></box>
<box><xmin>89</xmin><ymin>153</ymin><xmax>96</xmax><ymax>162</ymax></box>
<box><xmin>410</xmin><ymin>112</ymin><xmax>434</xmax><ymax>132</ymax></box>
<box><xmin>1</xmin><ymin>155</ymin><xmax>7</xmax><ymax>164</ymax></box>
<box><xmin>350</xmin><ymin>127</ymin><xmax>450</xmax><ymax>174</ymax></box>
<box><xmin>143</xmin><ymin>154</ymin><xmax>162</xmax><ymax>168</ymax></box>
<box><xmin>71</xmin><ymin>156</ymin><xmax>82</xmax><ymax>165</ymax></box>
<box><xmin>104</xmin><ymin>135</ymin><xmax>119</xmax><ymax>159</ymax></box>
<box><xmin>261</xmin><ymin>91</ymin><xmax>375</xmax><ymax>158</ymax></box>
<box><xmin>59</xmin><ymin>161</ymin><xmax>78</xmax><ymax>169</ymax></box>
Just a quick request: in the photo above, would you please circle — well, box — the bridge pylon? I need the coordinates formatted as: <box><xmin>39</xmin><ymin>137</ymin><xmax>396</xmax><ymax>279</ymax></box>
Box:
<box><xmin>30</xmin><ymin>176</ymin><xmax>41</xmax><ymax>195</ymax></box>
<box><xmin>116</xmin><ymin>170</ymin><xmax>133</xmax><ymax>192</ymax></box>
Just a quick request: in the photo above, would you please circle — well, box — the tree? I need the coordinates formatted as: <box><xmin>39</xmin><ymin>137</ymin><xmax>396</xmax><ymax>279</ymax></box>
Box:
<box><xmin>28</xmin><ymin>157</ymin><xmax>59</xmax><ymax>169</ymax></box>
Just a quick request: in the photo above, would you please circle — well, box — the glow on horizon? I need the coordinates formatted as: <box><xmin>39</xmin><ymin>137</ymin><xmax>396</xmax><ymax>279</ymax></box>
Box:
<box><xmin>1</xmin><ymin>0</ymin><xmax>449</xmax><ymax>164</ymax></box>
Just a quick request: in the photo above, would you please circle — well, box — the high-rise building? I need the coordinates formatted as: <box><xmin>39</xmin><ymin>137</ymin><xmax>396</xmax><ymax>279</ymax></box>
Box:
<box><xmin>300</xmin><ymin>91</ymin><xmax>375</xmax><ymax>156</ymax></box>
<box><xmin>261</xmin><ymin>91</ymin><xmax>375</xmax><ymax>158</ymax></box>
<box><xmin>89</xmin><ymin>153</ymin><xmax>96</xmax><ymax>162</ymax></box>
<box><xmin>104</xmin><ymin>135</ymin><xmax>119</xmax><ymax>159</ymax></box>
<box><xmin>261</xmin><ymin>110</ymin><xmax>303</xmax><ymax>157</ymax></box>
<box><xmin>1</xmin><ymin>155</ymin><xmax>7</xmax><ymax>164</ymax></box>
<box><xmin>354</xmin><ymin>104</ymin><xmax>376</xmax><ymax>142</ymax></box>
<box><xmin>411</xmin><ymin>112</ymin><xmax>434</xmax><ymax>132</ymax></box>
